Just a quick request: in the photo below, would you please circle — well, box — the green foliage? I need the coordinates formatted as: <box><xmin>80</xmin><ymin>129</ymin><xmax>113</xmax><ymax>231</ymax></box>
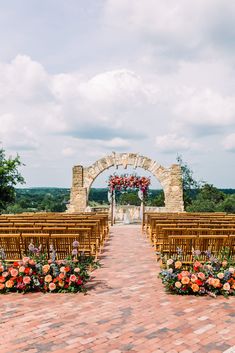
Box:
<box><xmin>0</xmin><ymin>148</ymin><xmax>25</xmax><ymax>211</ymax></box>
<box><xmin>187</xmin><ymin>183</ymin><xmax>234</xmax><ymax>213</ymax></box>
<box><xmin>176</xmin><ymin>155</ymin><xmax>201</xmax><ymax>207</ymax></box>
<box><xmin>5</xmin><ymin>188</ymin><xmax>70</xmax><ymax>214</ymax></box>
<box><xmin>119</xmin><ymin>192</ymin><xmax>141</xmax><ymax>206</ymax></box>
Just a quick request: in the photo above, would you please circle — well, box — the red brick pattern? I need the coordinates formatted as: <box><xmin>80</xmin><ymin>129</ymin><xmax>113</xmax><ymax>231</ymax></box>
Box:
<box><xmin>0</xmin><ymin>225</ymin><xmax>235</xmax><ymax>353</ymax></box>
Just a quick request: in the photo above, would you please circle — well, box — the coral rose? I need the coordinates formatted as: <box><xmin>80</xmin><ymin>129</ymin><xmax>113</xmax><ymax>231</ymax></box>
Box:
<box><xmin>217</xmin><ymin>273</ymin><xmax>224</xmax><ymax>279</ymax></box>
<box><xmin>175</xmin><ymin>261</ymin><xmax>182</xmax><ymax>269</ymax></box>
<box><xmin>181</xmin><ymin>276</ymin><xmax>190</xmax><ymax>285</ymax></box>
<box><xmin>0</xmin><ymin>283</ymin><xmax>5</xmax><ymax>290</ymax></box>
<box><xmin>45</xmin><ymin>275</ymin><xmax>52</xmax><ymax>283</ymax></box>
<box><xmin>213</xmin><ymin>279</ymin><xmax>221</xmax><ymax>288</ymax></box>
<box><xmin>49</xmin><ymin>282</ymin><xmax>56</xmax><ymax>291</ymax></box>
<box><xmin>42</xmin><ymin>265</ymin><xmax>50</xmax><ymax>274</ymax></box>
<box><xmin>28</xmin><ymin>259</ymin><xmax>35</xmax><ymax>265</ymax></box>
<box><xmin>198</xmin><ymin>272</ymin><xmax>206</xmax><ymax>281</ymax></box>
<box><xmin>5</xmin><ymin>280</ymin><xmax>14</xmax><ymax>288</ymax></box>
<box><xmin>69</xmin><ymin>274</ymin><xmax>76</xmax><ymax>282</ymax></box>
<box><xmin>191</xmin><ymin>283</ymin><xmax>200</xmax><ymax>292</ymax></box>
<box><xmin>223</xmin><ymin>283</ymin><xmax>230</xmax><ymax>291</ymax></box>
<box><xmin>59</xmin><ymin>273</ymin><xmax>65</xmax><ymax>280</ymax></box>
<box><xmin>0</xmin><ymin>276</ymin><xmax>6</xmax><ymax>283</ymax></box>
<box><xmin>23</xmin><ymin>276</ymin><xmax>31</xmax><ymax>284</ymax></box>
<box><xmin>175</xmin><ymin>281</ymin><xmax>182</xmax><ymax>288</ymax></box>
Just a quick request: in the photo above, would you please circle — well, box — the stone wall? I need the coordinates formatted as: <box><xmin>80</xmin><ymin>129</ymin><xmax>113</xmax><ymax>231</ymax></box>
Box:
<box><xmin>67</xmin><ymin>152</ymin><xmax>184</xmax><ymax>213</ymax></box>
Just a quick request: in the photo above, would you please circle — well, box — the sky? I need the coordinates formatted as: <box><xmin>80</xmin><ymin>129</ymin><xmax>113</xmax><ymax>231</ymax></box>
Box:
<box><xmin>0</xmin><ymin>0</ymin><xmax>235</xmax><ymax>188</ymax></box>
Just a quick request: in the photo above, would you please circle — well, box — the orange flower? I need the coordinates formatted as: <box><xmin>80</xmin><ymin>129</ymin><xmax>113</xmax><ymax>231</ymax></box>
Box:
<box><xmin>19</xmin><ymin>266</ymin><xmax>25</xmax><ymax>273</ymax></box>
<box><xmin>42</xmin><ymin>265</ymin><xmax>50</xmax><ymax>274</ymax></box>
<box><xmin>5</xmin><ymin>280</ymin><xmax>14</xmax><ymax>288</ymax></box>
<box><xmin>59</xmin><ymin>273</ymin><xmax>65</xmax><ymax>280</ymax></box>
<box><xmin>181</xmin><ymin>276</ymin><xmax>190</xmax><ymax>285</ymax></box>
<box><xmin>58</xmin><ymin>280</ymin><xmax>64</xmax><ymax>287</ymax></box>
<box><xmin>191</xmin><ymin>283</ymin><xmax>199</xmax><ymax>292</ymax></box>
<box><xmin>175</xmin><ymin>261</ymin><xmax>182</xmax><ymax>269</ymax></box>
<box><xmin>45</xmin><ymin>275</ymin><xmax>52</xmax><ymax>283</ymax></box>
<box><xmin>0</xmin><ymin>283</ymin><xmax>5</xmax><ymax>290</ymax></box>
<box><xmin>213</xmin><ymin>279</ymin><xmax>221</xmax><ymax>288</ymax></box>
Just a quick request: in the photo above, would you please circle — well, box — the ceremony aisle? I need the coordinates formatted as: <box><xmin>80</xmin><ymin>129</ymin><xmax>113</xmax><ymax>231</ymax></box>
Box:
<box><xmin>0</xmin><ymin>225</ymin><xmax>235</xmax><ymax>353</ymax></box>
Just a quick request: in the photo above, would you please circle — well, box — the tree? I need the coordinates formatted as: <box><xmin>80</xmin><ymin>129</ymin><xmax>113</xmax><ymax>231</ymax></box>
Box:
<box><xmin>0</xmin><ymin>148</ymin><xmax>25</xmax><ymax>211</ymax></box>
<box><xmin>187</xmin><ymin>183</ymin><xmax>226</xmax><ymax>212</ymax></box>
<box><xmin>176</xmin><ymin>155</ymin><xmax>201</xmax><ymax>207</ymax></box>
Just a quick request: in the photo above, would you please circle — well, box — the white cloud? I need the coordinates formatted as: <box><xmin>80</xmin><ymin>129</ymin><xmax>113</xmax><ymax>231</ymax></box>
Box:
<box><xmin>174</xmin><ymin>89</ymin><xmax>235</xmax><ymax>131</ymax></box>
<box><xmin>155</xmin><ymin>134</ymin><xmax>199</xmax><ymax>153</ymax></box>
<box><xmin>223</xmin><ymin>133</ymin><xmax>235</xmax><ymax>152</ymax></box>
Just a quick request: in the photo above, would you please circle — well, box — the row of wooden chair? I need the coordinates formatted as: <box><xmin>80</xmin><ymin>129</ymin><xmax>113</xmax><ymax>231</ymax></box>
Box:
<box><xmin>144</xmin><ymin>212</ymin><xmax>235</xmax><ymax>263</ymax></box>
<box><xmin>0</xmin><ymin>213</ymin><xmax>109</xmax><ymax>261</ymax></box>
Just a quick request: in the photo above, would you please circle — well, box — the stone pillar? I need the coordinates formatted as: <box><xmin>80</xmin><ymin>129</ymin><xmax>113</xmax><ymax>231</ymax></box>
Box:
<box><xmin>67</xmin><ymin>165</ymin><xmax>88</xmax><ymax>213</ymax></box>
<box><xmin>164</xmin><ymin>164</ymin><xmax>184</xmax><ymax>212</ymax></box>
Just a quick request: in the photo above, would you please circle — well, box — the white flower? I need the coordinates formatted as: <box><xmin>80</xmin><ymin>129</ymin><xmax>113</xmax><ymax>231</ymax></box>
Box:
<box><xmin>167</xmin><ymin>259</ymin><xmax>174</xmax><ymax>266</ymax></box>
<box><xmin>229</xmin><ymin>267</ymin><xmax>235</xmax><ymax>274</ymax></box>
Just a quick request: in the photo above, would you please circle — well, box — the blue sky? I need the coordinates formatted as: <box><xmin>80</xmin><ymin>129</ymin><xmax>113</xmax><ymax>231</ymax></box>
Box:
<box><xmin>0</xmin><ymin>0</ymin><xmax>235</xmax><ymax>188</ymax></box>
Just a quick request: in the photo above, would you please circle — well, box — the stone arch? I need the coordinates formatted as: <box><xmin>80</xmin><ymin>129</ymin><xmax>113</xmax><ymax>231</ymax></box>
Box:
<box><xmin>67</xmin><ymin>152</ymin><xmax>184</xmax><ymax>213</ymax></box>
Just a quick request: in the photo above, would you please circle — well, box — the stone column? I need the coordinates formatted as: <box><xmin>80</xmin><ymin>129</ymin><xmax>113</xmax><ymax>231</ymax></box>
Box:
<box><xmin>164</xmin><ymin>164</ymin><xmax>184</xmax><ymax>212</ymax></box>
<box><xmin>67</xmin><ymin>165</ymin><xmax>88</xmax><ymax>213</ymax></box>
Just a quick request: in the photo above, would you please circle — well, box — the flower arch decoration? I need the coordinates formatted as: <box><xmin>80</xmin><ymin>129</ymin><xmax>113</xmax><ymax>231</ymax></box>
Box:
<box><xmin>108</xmin><ymin>174</ymin><xmax>151</xmax><ymax>196</ymax></box>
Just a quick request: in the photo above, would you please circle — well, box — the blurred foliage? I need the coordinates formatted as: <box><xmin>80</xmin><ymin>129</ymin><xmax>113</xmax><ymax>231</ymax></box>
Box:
<box><xmin>0</xmin><ymin>148</ymin><xmax>25</xmax><ymax>212</ymax></box>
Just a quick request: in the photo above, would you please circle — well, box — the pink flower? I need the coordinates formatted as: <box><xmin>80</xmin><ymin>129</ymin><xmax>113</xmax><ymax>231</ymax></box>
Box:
<box><xmin>23</xmin><ymin>276</ymin><xmax>31</xmax><ymax>285</ymax></box>
<box><xmin>49</xmin><ymin>282</ymin><xmax>56</xmax><ymax>291</ymax></box>
<box><xmin>60</xmin><ymin>266</ymin><xmax>65</xmax><ymax>273</ymax></box>
<box><xmin>223</xmin><ymin>283</ymin><xmax>230</xmax><ymax>291</ymax></box>
<box><xmin>10</xmin><ymin>269</ymin><xmax>18</xmax><ymax>277</ymax></box>
<box><xmin>74</xmin><ymin>267</ymin><xmax>80</xmax><ymax>273</ymax></box>
<box><xmin>2</xmin><ymin>271</ymin><xmax>9</xmax><ymax>278</ymax></box>
<box><xmin>28</xmin><ymin>259</ymin><xmax>35</xmax><ymax>265</ymax></box>
<box><xmin>175</xmin><ymin>281</ymin><xmax>182</xmax><ymax>288</ymax></box>
<box><xmin>19</xmin><ymin>266</ymin><xmax>25</xmax><ymax>273</ymax></box>
<box><xmin>190</xmin><ymin>274</ymin><xmax>198</xmax><ymax>283</ymax></box>
<box><xmin>22</xmin><ymin>257</ymin><xmax>30</xmax><ymax>264</ymax></box>
<box><xmin>198</xmin><ymin>272</ymin><xmax>206</xmax><ymax>281</ymax></box>
<box><xmin>69</xmin><ymin>274</ymin><xmax>76</xmax><ymax>282</ymax></box>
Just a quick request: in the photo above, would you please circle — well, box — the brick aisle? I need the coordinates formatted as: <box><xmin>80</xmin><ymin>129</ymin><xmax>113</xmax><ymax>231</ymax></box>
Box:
<box><xmin>1</xmin><ymin>225</ymin><xmax>235</xmax><ymax>353</ymax></box>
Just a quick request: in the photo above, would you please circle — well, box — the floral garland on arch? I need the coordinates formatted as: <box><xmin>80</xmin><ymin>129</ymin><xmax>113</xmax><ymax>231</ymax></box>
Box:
<box><xmin>108</xmin><ymin>174</ymin><xmax>151</xmax><ymax>195</ymax></box>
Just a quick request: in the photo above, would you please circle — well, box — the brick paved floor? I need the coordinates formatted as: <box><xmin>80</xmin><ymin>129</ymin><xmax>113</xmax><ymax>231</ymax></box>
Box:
<box><xmin>1</xmin><ymin>225</ymin><xmax>235</xmax><ymax>353</ymax></box>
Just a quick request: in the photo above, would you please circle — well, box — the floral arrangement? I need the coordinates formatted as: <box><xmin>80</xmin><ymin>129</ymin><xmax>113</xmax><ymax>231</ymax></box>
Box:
<box><xmin>108</xmin><ymin>174</ymin><xmax>151</xmax><ymax>195</ymax></box>
<box><xmin>0</xmin><ymin>240</ymin><xmax>99</xmax><ymax>294</ymax></box>
<box><xmin>159</xmin><ymin>251</ymin><xmax>235</xmax><ymax>297</ymax></box>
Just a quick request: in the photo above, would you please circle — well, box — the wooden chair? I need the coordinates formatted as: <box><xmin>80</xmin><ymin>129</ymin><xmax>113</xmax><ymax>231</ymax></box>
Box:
<box><xmin>0</xmin><ymin>234</ymin><xmax>22</xmax><ymax>261</ymax></box>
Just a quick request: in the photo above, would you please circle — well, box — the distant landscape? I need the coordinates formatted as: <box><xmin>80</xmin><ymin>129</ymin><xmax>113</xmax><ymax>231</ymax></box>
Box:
<box><xmin>3</xmin><ymin>187</ymin><xmax>235</xmax><ymax>214</ymax></box>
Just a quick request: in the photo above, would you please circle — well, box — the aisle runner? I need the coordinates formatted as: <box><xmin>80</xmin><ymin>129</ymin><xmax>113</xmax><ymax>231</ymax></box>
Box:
<box><xmin>0</xmin><ymin>225</ymin><xmax>235</xmax><ymax>353</ymax></box>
